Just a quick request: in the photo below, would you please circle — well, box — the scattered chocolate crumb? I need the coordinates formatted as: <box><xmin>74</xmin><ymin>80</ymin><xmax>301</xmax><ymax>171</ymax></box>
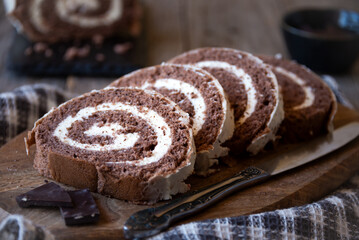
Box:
<box><xmin>64</xmin><ymin>47</ymin><xmax>78</xmax><ymax>61</ymax></box>
<box><xmin>45</xmin><ymin>49</ymin><xmax>53</xmax><ymax>58</ymax></box>
<box><xmin>33</xmin><ymin>42</ymin><xmax>48</xmax><ymax>53</ymax></box>
<box><xmin>77</xmin><ymin>45</ymin><xmax>90</xmax><ymax>58</ymax></box>
<box><xmin>96</xmin><ymin>53</ymin><xmax>105</xmax><ymax>62</ymax></box>
<box><xmin>113</xmin><ymin>42</ymin><xmax>133</xmax><ymax>55</ymax></box>
<box><xmin>24</xmin><ymin>47</ymin><xmax>33</xmax><ymax>56</ymax></box>
<box><xmin>44</xmin><ymin>180</ymin><xmax>49</xmax><ymax>183</ymax></box>
<box><xmin>64</xmin><ymin>45</ymin><xmax>91</xmax><ymax>61</ymax></box>
<box><xmin>92</xmin><ymin>34</ymin><xmax>104</xmax><ymax>46</ymax></box>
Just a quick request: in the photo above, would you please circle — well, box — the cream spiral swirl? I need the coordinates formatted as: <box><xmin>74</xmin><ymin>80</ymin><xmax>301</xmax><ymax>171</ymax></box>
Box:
<box><xmin>29</xmin><ymin>88</ymin><xmax>194</xmax><ymax>169</ymax></box>
<box><xmin>27</xmin><ymin>87</ymin><xmax>196</xmax><ymax>202</ymax></box>
<box><xmin>30</xmin><ymin>0</ymin><xmax>123</xmax><ymax>33</ymax></box>
<box><xmin>169</xmin><ymin>48</ymin><xmax>284</xmax><ymax>155</ymax></box>
<box><xmin>195</xmin><ymin>61</ymin><xmax>257</xmax><ymax>125</ymax></box>
<box><xmin>274</xmin><ymin>67</ymin><xmax>315</xmax><ymax>110</ymax></box>
<box><xmin>53</xmin><ymin>101</ymin><xmax>172</xmax><ymax>166</ymax></box>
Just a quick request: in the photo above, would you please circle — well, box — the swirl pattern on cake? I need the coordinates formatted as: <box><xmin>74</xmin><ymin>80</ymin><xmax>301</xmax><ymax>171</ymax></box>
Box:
<box><xmin>259</xmin><ymin>55</ymin><xmax>337</xmax><ymax>142</ymax></box>
<box><xmin>26</xmin><ymin>88</ymin><xmax>196</xmax><ymax>203</ymax></box>
<box><xmin>169</xmin><ymin>48</ymin><xmax>284</xmax><ymax>155</ymax></box>
<box><xmin>5</xmin><ymin>0</ymin><xmax>141</xmax><ymax>42</ymax></box>
<box><xmin>109</xmin><ymin>63</ymin><xmax>235</xmax><ymax>176</ymax></box>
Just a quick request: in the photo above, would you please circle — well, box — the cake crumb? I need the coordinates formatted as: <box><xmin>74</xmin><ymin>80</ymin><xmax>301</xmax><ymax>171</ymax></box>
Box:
<box><xmin>64</xmin><ymin>47</ymin><xmax>78</xmax><ymax>61</ymax></box>
<box><xmin>274</xmin><ymin>53</ymin><xmax>282</xmax><ymax>59</ymax></box>
<box><xmin>92</xmin><ymin>34</ymin><xmax>104</xmax><ymax>46</ymax></box>
<box><xmin>45</xmin><ymin>49</ymin><xmax>53</xmax><ymax>58</ymax></box>
<box><xmin>77</xmin><ymin>45</ymin><xmax>90</xmax><ymax>58</ymax></box>
<box><xmin>24</xmin><ymin>47</ymin><xmax>33</xmax><ymax>56</ymax></box>
<box><xmin>96</xmin><ymin>53</ymin><xmax>105</xmax><ymax>62</ymax></box>
<box><xmin>33</xmin><ymin>42</ymin><xmax>48</xmax><ymax>53</ymax></box>
<box><xmin>113</xmin><ymin>42</ymin><xmax>133</xmax><ymax>54</ymax></box>
<box><xmin>64</xmin><ymin>45</ymin><xmax>90</xmax><ymax>61</ymax></box>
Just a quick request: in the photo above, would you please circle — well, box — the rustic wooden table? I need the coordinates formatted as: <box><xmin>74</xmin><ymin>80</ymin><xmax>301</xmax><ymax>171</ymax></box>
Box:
<box><xmin>0</xmin><ymin>1</ymin><xmax>359</xmax><ymax>238</ymax></box>
<box><xmin>0</xmin><ymin>0</ymin><xmax>359</xmax><ymax>109</ymax></box>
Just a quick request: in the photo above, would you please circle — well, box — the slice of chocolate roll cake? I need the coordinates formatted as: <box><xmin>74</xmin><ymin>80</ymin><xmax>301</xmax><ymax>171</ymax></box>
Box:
<box><xmin>259</xmin><ymin>55</ymin><xmax>337</xmax><ymax>142</ymax></box>
<box><xmin>109</xmin><ymin>64</ymin><xmax>235</xmax><ymax>176</ymax></box>
<box><xmin>4</xmin><ymin>0</ymin><xmax>141</xmax><ymax>42</ymax></box>
<box><xmin>169</xmin><ymin>48</ymin><xmax>284</xmax><ymax>155</ymax></box>
<box><xmin>25</xmin><ymin>88</ymin><xmax>196</xmax><ymax>204</ymax></box>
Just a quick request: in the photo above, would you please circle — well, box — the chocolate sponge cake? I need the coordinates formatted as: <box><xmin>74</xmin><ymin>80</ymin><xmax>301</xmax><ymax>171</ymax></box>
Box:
<box><xmin>259</xmin><ymin>55</ymin><xmax>337</xmax><ymax>142</ymax></box>
<box><xmin>109</xmin><ymin>64</ymin><xmax>235</xmax><ymax>176</ymax></box>
<box><xmin>169</xmin><ymin>48</ymin><xmax>284</xmax><ymax>155</ymax></box>
<box><xmin>26</xmin><ymin>88</ymin><xmax>196</xmax><ymax>203</ymax></box>
<box><xmin>4</xmin><ymin>0</ymin><xmax>141</xmax><ymax>42</ymax></box>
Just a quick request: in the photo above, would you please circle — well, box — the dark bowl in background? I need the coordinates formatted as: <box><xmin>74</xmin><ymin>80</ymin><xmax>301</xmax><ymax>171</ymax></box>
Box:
<box><xmin>281</xmin><ymin>9</ymin><xmax>359</xmax><ymax>73</ymax></box>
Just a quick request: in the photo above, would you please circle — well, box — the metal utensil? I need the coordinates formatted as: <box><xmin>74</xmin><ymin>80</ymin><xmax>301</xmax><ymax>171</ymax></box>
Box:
<box><xmin>124</xmin><ymin>122</ymin><xmax>359</xmax><ymax>239</ymax></box>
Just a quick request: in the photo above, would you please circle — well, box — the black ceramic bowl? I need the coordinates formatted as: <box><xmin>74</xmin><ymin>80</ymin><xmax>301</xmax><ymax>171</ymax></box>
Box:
<box><xmin>282</xmin><ymin>9</ymin><xmax>359</xmax><ymax>73</ymax></box>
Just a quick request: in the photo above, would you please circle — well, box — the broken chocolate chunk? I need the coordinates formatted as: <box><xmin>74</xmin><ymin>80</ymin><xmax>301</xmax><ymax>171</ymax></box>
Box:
<box><xmin>60</xmin><ymin>189</ymin><xmax>99</xmax><ymax>226</ymax></box>
<box><xmin>16</xmin><ymin>182</ymin><xmax>73</xmax><ymax>208</ymax></box>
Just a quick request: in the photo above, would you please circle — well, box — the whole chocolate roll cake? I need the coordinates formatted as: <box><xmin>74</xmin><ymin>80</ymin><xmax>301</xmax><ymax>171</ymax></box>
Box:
<box><xmin>169</xmin><ymin>48</ymin><xmax>284</xmax><ymax>155</ymax></box>
<box><xmin>26</xmin><ymin>88</ymin><xmax>196</xmax><ymax>203</ymax></box>
<box><xmin>109</xmin><ymin>64</ymin><xmax>235</xmax><ymax>176</ymax></box>
<box><xmin>259</xmin><ymin>55</ymin><xmax>337</xmax><ymax>142</ymax></box>
<box><xmin>4</xmin><ymin>0</ymin><xmax>141</xmax><ymax>42</ymax></box>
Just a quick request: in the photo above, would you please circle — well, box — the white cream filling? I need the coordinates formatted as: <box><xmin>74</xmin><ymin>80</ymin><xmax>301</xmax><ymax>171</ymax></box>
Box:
<box><xmin>3</xmin><ymin>0</ymin><xmax>15</xmax><ymax>13</ymax></box>
<box><xmin>195</xmin><ymin>61</ymin><xmax>257</xmax><ymax>125</ymax></box>
<box><xmin>84</xmin><ymin>122</ymin><xmax>139</xmax><ymax>148</ymax></box>
<box><xmin>246</xmin><ymin>67</ymin><xmax>284</xmax><ymax>155</ymax></box>
<box><xmin>4</xmin><ymin>0</ymin><xmax>24</xmax><ymax>32</ymax></box>
<box><xmin>141</xmin><ymin>78</ymin><xmax>206</xmax><ymax>135</ymax></box>
<box><xmin>195</xmin><ymin>76</ymin><xmax>235</xmax><ymax>176</ymax></box>
<box><xmin>123</xmin><ymin>64</ymin><xmax>234</xmax><ymax>176</ymax></box>
<box><xmin>31</xmin><ymin>0</ymin><xmax>51</xmax><ymax>33</ymax></box>
<box><xmin>148</xmin><ymin>129</ymin><xmax>196</xmax><ymax>201</ymax></box>
<box><xmin>275</xmin><ymin>67</ymin><xmax>315</xmax><ymax>110</ymax></box>
<box><xmin>56</xmin><ymin>0</ymin><xmax>122</xmax><ymax>28</ymax></box>
<box><xmin>170</xmin><ymin>48</ymin><xmax>284</xmax><ymax>155</ymax></box>
<box><xmin>30</xmin><ymin>0</ymin><xmax>122</xmax><ymax>33</ymax></box>
<box><xmin>53</xmin><ymin>101</ymin><xmax>172</xmax><ymax>166</ymax></box>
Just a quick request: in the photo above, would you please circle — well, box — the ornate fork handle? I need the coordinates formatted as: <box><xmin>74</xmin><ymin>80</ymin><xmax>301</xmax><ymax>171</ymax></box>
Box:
<box><xmin>124</xmin><ymin>166</ymin><xmax>270</xmax><ymax>239</ymax></box>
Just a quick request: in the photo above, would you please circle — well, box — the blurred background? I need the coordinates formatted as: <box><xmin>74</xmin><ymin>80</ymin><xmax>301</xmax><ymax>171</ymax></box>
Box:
<box><xmin>0</xmin><ymin>0</ymin><xmax>358</xmax><ymax>108</ymax></box>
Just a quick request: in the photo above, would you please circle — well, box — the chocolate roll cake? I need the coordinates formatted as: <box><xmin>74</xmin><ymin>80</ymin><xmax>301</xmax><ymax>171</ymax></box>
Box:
<box><xmin>109</xmin><ymin>64</ymin><xmax>235</xmax><ymax>176</ymax></box>
<box><xmin>169</xmin><ymin>48</ymin><xmax>284</xmax><ymax>155</ymax></box>
<box><xmin>26</xmin><ymin>88</ymin><xmax>196</xmax><ymax>203</ymax></box>
<box><xmin>4</xmin><ymin>0</ymin><xmax>141</xmax><ymax>42</ymax></box>
<box><xmin>259</xmin><ymin>55</ymin><xmax>337</xmax><ymax>142</ymax></box>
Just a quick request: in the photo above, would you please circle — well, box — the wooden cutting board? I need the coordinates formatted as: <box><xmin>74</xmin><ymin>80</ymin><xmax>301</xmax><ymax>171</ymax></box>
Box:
<box><xmin>0</xmin><ymin>105</ymin><xmax>359</xmax><ymax>240</ymax></box>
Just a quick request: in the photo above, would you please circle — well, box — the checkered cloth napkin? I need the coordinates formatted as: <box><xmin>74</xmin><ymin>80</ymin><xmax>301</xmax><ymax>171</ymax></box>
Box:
<box><xmin>0</xmin><ymin>84</ymin><xmax>67</xmax><ymax>147</ymax></box>
<box><xmin>0</xmin><ymin>80</ymin><xmax>357</xmax><ymax>239</ymax></box>
<box><xmin>150</xmin><ymin>175</ymin><xmax>359</xmax><ymax>240</ymax></box>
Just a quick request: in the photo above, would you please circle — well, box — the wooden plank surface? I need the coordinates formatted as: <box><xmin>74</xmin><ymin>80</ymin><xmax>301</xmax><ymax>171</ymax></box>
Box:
<box><xmin>0</xmin><ymin>1</ymin><xmax>359</xmax><ymax>239</ymax></box>
<box><xmin>0</xmin><ymin>105</ymin><xmax>358</xmax><ymax>240</ymax></box>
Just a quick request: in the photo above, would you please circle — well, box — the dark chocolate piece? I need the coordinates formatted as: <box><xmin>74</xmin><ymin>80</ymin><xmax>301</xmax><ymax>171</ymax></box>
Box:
<box><xmin>60</xmin><ymin>189</ymin><xmax>100</xmax><ymax>226</ymax></box>
<box><xmin>16</xmin><ymin>182</ymin><xmax>73</xmax><ymax>208</ymax></box>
